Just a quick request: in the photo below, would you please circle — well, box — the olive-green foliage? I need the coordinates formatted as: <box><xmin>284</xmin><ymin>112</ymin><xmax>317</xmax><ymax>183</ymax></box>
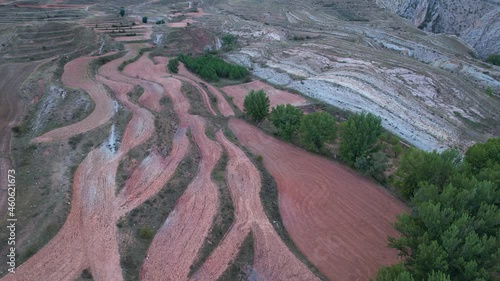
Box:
<box><xmin>298</xmin><ymin>111</ymin><xmax>336</xmax><ymax>151</ymax></box>
<box><xmin>269</xmin><ymin>104</ymin><xmax>303</xmax><ymax>141</ymax></box>
<box><xmin>168</xmin><ymin>58</ymin><xmax>179</xmax><ymax>73</ymax></box>
<box><xmin>339</xmin><ymin>112</ymin><xmax>382</xmax><ymax>166</ymax></box>
<box><xmin>354</xmin><ymin>151</ymin><xmax>387</xmax><ymax>181</ymax></box>
<box><xmin>138</xmin><ymin>226</ymin><xmax>153</xmax><ymax>240</ymax></box>
<box><xmin>142</xmin><ymin>16</ymin><xmax>148</xmax><ymax>23</ymax></box>
<box><xmin>376</xmin><ymin>263</ymin><xmax>451</xmax><ymax>281</ymax></box>
<box><xmin>378</xmin><ymin>138</ymin><xmax>500</xmax><ymax>281</ymax></box>
<box><xmin>486</xmin><ymin>54</ymin><xmax>500</xmax><ymax>66</ymax></box>
<box><xmin>393</xmin><ymin>149</ymin><xmax>460</xmax><ymax>199</ymax></box>
<box><xmin>178</xmin><ymin>54</ymin><xmax>248</xmax><ymax>82</ymax></box>
<box><xmin>221</xmin><ymin>34</ymin><xmax>236</xmax><ymax>51</ymax></box>
<box><xmin>243</xmin><ymin>89</ymin><xmax>270</xmax><ymax>123</ymax></box>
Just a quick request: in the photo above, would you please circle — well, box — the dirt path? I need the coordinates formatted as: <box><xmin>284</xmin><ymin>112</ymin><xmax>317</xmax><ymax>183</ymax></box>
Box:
<box><xmin>221</xmin><ymin>80</ymin><xmax>308</xmax><ymax>111</ymax></box>
<box><xmin>134</xmin><ymin>58</ymin><xmax>222</xmax><ymax>280</ymax></box>
<box><xmin>34</xmin><ymin>53</ymin><xmax>117</xmax><ymax>143</ymax></box>
<box><xmin>1</xmin><ymin>44</ymin><xmax>186</xmax><ymax>281</ymax></box>
<box><xmin>177</xmin><ymin>62</ymin><xmax>235</xmax><ymax>117</ymax></box>
<box><xmin>190</xmin><ymin>131</ymin><xmax>319</xmax><ymax>281</ymax></box>
<box><xmin>228</xmin><ymin>119</ymin><xmax>407</xmax><ymax>280</ymax></box>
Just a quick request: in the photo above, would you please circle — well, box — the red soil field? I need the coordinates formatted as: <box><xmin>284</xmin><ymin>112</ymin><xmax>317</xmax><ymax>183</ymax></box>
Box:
<box><xmin>222</xmin><ymin>80</ymin><xmax>308</xmax><ymax>111</ymax></box>
<box><xmin>228</xmin><ymin>119</ymin><xmax>407</xmax><ymax>281</ymax></box>
<box><xmin>190</xmin><ymin>131</ymin><xmax>320</xmax><ymax>281</ymax></box>
<box><xmin>34</xmin><ymin>53</ymin><xmax>117</xmax><ymax>143</ymax></box>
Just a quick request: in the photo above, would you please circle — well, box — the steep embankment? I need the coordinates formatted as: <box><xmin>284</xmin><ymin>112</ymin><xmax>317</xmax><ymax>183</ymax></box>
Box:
<box><xmin>375</xmin><ymin>0</ymin><xmax>500</xmax><ymax>58</ymax></box>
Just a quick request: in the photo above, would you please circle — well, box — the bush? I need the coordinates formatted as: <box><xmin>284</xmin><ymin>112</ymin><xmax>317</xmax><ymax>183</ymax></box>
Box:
<box><xmin>298</xmin><ymin>111</ymin><xmax>336</xmax><ymax>151</ymax></box>
<box><xmin>243</xmin><ymin>89</ymin><xmax>270</xmax><ymax>123</ymax></box>
<box><xmin>142</xmin><ymin>16</ymin><xmax>148</xmax><ymax>23</ymax></box>
<box><xmin>354</xmin><ymin>151</ymin><xmax>388</xmax><ymax>181</ymax></box>
<box><xmin>485</xmin><ymin>54</ymin><xmax>500</xmax><ymax>66</ymax></box>
<box><xmin>167</xmin><ymin>58</ymin><xmax>179</xmax><ymax>73</ymax></box>
<box><xmin>485</xmin><ymin>87</ymin><xmax>493</xmax><ymax>97</ymax></box>
<box><xmin>119</xmin><ymin>8</ymin><xmax>125</xmax><ymax>17</ymax></box>
<box><xmin>221</xmin><ymin>34</ymin><xmax>236</xmax><ymax>51</ymax></box>
<box><xmin>269</xmin><ymin>104</ymin><xmax>303</xmax><ymax>141</ymax></box>
<box><xmin>138</xmin><ymin>226</ymin><xmax>154</xmax><ymax>240</ymax></box>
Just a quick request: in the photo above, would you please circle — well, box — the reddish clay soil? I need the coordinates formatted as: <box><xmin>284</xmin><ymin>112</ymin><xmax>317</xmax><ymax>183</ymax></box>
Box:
<box><xmin>190</xmin><ymin>131</ymin><xmax>320</xmax><ymax>281</ymax></box>
<box><xmin>1</xmin><ymin>44</ymin><xmax>182</xmax><ymax>281</ymax></box>
<box><xmin>228</xmin><ymin>119</ymin><xmax>407</xmax><ymax>281</ymax></box>
<box><xmin>33</xmin><ymin>53</ymin><xmax>117</xmax><ymax>143</ymax></box>
<box><xmin>222</xmin><ymin>80</ymin><xmax>308</xmax><ymax>111</ymax></box>
<box><xmin>132</xmin><ymin>57</ymin><xmax>222</xmax><ymax>281</ymax></box>
<box><xmin>177</xmin><ymin>62</ymin><xmax>235</xmax><ymax>117</ymax></box>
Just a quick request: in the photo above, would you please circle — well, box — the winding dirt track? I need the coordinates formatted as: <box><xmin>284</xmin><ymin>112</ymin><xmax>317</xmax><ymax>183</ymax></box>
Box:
<box><xmin>190</xmin><ymin>131</ymin><xmax>320</xmax><ymax>281</ymax></box>
<box><xmin>228</xmin><ymin>119</ymin><xmax>407</xmax><ymax>280</ymax></box>
<box><xmin>222</xmin><ymin>80</ymin><xmax>308</xmax><ymax>111</ymax></box>
<box><xmin>177</xmin><ymin>62</ymin><xmax>235</xmax><ymax>117</ymax></box>
<box><xmin>34</xmin><ymin>52</ymin><xmax>117</xmax><ymax>143</ymax></box>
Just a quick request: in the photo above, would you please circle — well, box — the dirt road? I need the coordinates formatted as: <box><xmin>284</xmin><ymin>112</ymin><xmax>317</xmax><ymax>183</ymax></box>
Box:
<box><xmin>34</xmin><ymin>53</ymin><xmax>117</xmax><ymax>143</ymax></box>
<box><xmin>228</xmin><ymin>119</ymin><xmax>407</xmax><ymax>280</ymax></box>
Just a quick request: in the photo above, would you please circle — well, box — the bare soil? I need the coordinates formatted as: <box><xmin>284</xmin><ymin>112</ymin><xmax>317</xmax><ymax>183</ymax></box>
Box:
<box><xmin>228</xmin><ymin>119</ymin><xmax>408</xmax><ymax>281</ymax></box>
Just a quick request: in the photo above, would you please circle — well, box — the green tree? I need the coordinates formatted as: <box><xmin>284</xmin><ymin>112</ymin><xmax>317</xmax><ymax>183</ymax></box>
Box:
<box><xmin>221</xmin><ymin>34</ymin><xmax>236</xmax><ymax>51</ymax></box>
<box><xmin>393</xmin><ymin>149</ymin><xmax>458</xmax><ymax>199</ymax></box>
<box><xmin>354</xmin><ymin>151</ymin><xmax>388</xmax><ymax>180</ymax></box>
<box><xmin>339</xmin><ymin>112</ymin><xmax>382</xmax><ymax>166</ymax></box>
<box><xmin>298</xmin><ymin>111</ymin><xmax>336</xmax><ymax>151</ymax></box>
<box><xmin>243</xmin><ymin>89</ymin><xmax>270</xmax><ymax>123</ymax></box>
<box><xmin>119</xmin><ymin>8</ymin><xmax>125</xmax><ymax>17</ymax></box>
<box><xmin>142</xmin><ymin>16</ymin><xmax>148</xmax><ymax>23</ymax></box>
<box><xmin>269</xmin><ymin>104</ymin><xmax>303</xmax><ymax>141</ymax></box>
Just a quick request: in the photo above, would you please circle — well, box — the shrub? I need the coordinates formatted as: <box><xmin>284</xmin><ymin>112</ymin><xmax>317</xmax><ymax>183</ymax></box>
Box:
<box><xmin>485</xmin><ymin>54</ymin><xmax>500</xmax><ymax>66</ymax></box>
<box><xmin>142</xmin><ymin>16</ymin><xmax>148</xmax><ymax>23</ymax></box>
<box><xmin>485</xmin><ymin>87</ymin><xmax>493</xmax><ymax>97</ymax></box>
<box><xmin>138</xmin><ymin>226</ymin><xmax>154</xmax><ymax>240</ymax></box>
<box><xmin>167</xmin><ymin>58</ymin><xmax>179</xmax><ymax>73</ymax></box>
<box><xmin>119</xmin><ymin>8</ymin><xmax>125</xmax><ymax>17</ymax></box>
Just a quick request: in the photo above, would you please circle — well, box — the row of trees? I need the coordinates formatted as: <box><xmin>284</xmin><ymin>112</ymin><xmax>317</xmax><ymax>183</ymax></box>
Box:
<box><xmin>376</xmin><ymin>138</ymin><xmax>500</xmax><ymax>281</ymax></box>
<box><xmin>178</xmin><ymin>54</ymin><xmax>249</xmax><ymax>82</ymax></box>
<box><xmin>243</xmin><ymin>90</ymin><xmax>386</xmax><ymax>179</ymax></box>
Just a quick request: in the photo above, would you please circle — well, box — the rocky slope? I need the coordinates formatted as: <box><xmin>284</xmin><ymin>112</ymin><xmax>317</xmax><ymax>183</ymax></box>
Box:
<box><xmin>375</xmin><ymin>0</ymin><xmax>500</xmax><ymax>58</ymax></box>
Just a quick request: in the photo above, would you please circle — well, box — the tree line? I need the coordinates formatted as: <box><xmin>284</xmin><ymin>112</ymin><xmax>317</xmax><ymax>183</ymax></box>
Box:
<box><xmin>177</xmin><ymin>54</ymin><xmax>249</xmax><ymax>82</ymax></box>
<box><xmin>244</xmin><ymin>89</ymin><xmax>499</xmax><ymax>281</ymax></box>
<box><xmin>243</xmin><ymin>89</ymin><xmax>386</xmax><ymax>180</ymax></box>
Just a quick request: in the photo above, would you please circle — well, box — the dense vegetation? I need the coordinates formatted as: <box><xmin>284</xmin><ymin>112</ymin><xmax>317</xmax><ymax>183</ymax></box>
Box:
<box><xmin>243</xmin><ymin>89</ymin><xmax>270</xmax><ymax>123</ymax></box>
<box><xmin>178</xmin><ymin>54</ymin><xmax>249</xmax><ymax>82</ymax></box>
<box><xmin>339</xmin><ymin>112</ymin><xmax>382</xmax><ymax>166</ymax></box>
<box><xmin>299</xmin><ymin>112</ymin><xmax>336</xmax><ymax>151</ymax></box>
<box><xmin>221</xmin><ymin>34</ymin><xmax>236</xmax><ymax>51</ymax></box>
<box><xmin>376</xmin><ymin>138</ymin><xmax>500</xmax><ymax>281</ymax></box>
<box><xmin>486</xmin><ymin>54</ymin><xmax>500</xmax><ymax>66</ymax></box>
<box><xmin>269</xmin><ymin>104</ymin><xmax>303</xmax><ymax>141</ymax></box>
